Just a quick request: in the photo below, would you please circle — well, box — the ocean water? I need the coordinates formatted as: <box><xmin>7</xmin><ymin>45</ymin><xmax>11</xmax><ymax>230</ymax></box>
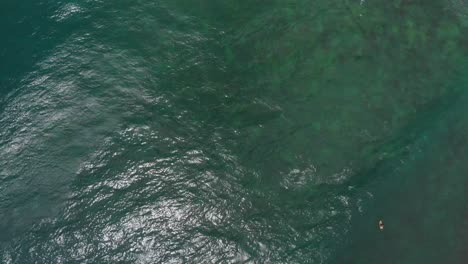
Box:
<box><xmin>0</xmin><ymin>0</ymin><xmax>467</xmax><ymax>263</ymax></box>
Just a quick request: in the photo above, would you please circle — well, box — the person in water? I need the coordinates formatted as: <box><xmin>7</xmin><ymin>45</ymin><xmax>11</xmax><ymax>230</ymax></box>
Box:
<box><xmin>379</xmin><ymin>220</ymin><xmax>384</xmax><ymax>231</ymax></box>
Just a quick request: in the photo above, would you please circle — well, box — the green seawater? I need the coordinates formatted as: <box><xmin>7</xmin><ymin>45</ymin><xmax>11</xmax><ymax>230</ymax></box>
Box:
<box><xmin>1</xmin><ymin>0</ymin><xmax>467</xmax><ymax>263</ymax></box>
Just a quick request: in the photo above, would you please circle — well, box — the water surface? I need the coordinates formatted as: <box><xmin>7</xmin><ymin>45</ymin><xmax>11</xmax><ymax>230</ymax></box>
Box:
<box><xmin>1</xmin><ymin>0</ymin><xmax>467</xmax><ymax>263</ymax></box>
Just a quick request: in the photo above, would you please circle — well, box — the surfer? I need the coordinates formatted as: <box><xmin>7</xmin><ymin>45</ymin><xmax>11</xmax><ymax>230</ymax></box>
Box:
<box><xmin>379</xmin><ymin>220</ymin><xmax>384</xmax><ymax>231</ymax></box>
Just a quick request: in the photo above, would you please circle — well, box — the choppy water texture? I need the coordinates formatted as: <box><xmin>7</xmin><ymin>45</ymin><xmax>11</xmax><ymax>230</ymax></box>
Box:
<box><xmin>1</xmin><ymin>0</ymin><xmax>468</xmax><ymax>263</ymax></box>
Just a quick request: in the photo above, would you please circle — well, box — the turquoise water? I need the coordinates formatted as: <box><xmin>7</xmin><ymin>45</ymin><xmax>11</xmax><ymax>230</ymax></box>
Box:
<box><xmin>1</xmin><ymin>0</ymin><xmax>467</xmax><ymax>263</ymax></box>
